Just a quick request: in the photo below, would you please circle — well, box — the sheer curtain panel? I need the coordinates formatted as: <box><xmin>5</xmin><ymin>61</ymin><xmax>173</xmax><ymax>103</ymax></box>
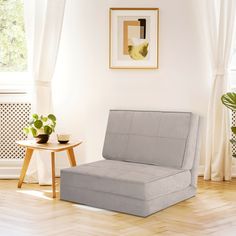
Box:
<box><xmin>23</xmin><ymin>0</ymin><xmax>66</xmax><ymax>184</ymax></box>
<box><xmin>204</xmin><ymin>0</ymin><xmax>236</xmax><ymax>181</ymax></box>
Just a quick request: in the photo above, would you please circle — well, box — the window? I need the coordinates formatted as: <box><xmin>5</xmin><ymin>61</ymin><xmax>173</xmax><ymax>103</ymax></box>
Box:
<box><xmin>0</xmin><ymin>0</ymin><xmax>29</xmax><ymax>93</ymax></box>
<box><xmin>0</xmin><ymin>0</ymin><xmax>27</xmax><ymax>72</ymax></box>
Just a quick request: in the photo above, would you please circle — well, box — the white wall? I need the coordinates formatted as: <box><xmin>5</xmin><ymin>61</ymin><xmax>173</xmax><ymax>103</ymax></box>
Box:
<box><xmin>53</xmin><ymin>0</ymin><xmax>210</xmax><ymax>170</ymax></box>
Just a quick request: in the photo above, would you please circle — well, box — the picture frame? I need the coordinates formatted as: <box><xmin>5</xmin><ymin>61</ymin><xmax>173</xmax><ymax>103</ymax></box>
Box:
<box><xmin>109</xmin><ymin>8</ymin><xmax>159</xmax><ymax>69</ymax></box>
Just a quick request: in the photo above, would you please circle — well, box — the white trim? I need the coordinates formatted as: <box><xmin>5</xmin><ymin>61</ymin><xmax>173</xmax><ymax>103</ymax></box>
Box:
<box><xmin>2</xmin><ymin>164</ymin><xmax>236</xmax><ymax>179</ymax></box>
<box><xmin>0</xmin><ymin>167</ymin><xmax>22</xmax><ymax>179</ymax></box>
<box><xmin>0</xmin><ymin>160</ymin><xmax>22</xmax><ymax>179</ymax></box>
<box><xmin>0</xmin><ymin>163</ymin><xmax>67</xmax><ymax>179</ymax></box>
<box><xmin>0</xmin><ymin>93</ymin><xmax>31</xmax><ymax>103</ymax></box>
<box><xmin>0</xmin><ymin>72</ymin><xmax>32</xmax><ymax>93</ymax></box>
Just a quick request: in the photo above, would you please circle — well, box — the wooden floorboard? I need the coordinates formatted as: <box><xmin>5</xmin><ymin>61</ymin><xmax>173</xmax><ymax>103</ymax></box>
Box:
<box><xmin>0</xmin><ymin>177</ymin><xmax>236</xmax><ymax>236</ymax></box>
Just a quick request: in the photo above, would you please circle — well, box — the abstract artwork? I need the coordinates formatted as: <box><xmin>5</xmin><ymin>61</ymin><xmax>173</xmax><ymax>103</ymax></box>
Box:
<box><xmin>109</xmin><ymin>8</ymin><xmax>159</xmax><ymax>69</ymax></box>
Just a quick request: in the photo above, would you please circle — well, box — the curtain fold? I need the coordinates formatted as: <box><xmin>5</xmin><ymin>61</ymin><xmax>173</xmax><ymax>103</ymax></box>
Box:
<box><xmin>204</xmin><ymin>0</ymin><xmax>236</xmax><ymax>181</ymax></box>
<box><xmin>23</xmin><ymin>0</ymin><xmax>66</xmax><ymax>184</ymax></box>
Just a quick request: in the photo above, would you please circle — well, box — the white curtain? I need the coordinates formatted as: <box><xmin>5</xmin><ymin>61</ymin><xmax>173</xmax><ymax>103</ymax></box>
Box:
<box><xmin>23</xmin><ymin>0</ymin><xmax>66</xmax><ymax>184</ymax></box>
<box><xmin>204</xmin><ymin>0</ymin><xmax>236</xmax><ymax>181</ymax></box>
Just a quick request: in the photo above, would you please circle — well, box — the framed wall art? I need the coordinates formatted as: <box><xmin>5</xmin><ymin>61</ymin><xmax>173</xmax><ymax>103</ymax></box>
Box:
<box><xmin>109</xmin><ymin>8</ymin><xmax>159</xmax><ymax>69</ymax></box>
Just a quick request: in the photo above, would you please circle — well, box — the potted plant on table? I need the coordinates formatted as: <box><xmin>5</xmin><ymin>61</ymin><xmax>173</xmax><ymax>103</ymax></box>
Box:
<box><xmin>23</xmin><ymin>114</ymin><xmax>57</xmax><ymax>143</ymax></box>
<box><xmin>221</xmin><ymin>92</ymin><xmax>236</xmax><ymax>157</ymax></box>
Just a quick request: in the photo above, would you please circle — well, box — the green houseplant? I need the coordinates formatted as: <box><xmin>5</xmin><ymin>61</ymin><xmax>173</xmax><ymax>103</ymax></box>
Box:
<box><xmin>23</xmin><ymin>114</ymin><xmax>57</xmax><ymax>143</ymax></box>
<box><xmin>221</xmin><ymin>92</ymin><xmax>236</xmax><ymax>157</ymax></box>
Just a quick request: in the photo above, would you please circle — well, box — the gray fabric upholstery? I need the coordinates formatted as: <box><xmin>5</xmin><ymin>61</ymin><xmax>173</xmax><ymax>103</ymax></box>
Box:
<box><xmin>61</xmin><ymin>160</ymin><xmax>191</xmax><ymax>200</ymax></box>
<box><xmin>61</xmin><ymin>184</ymin><xmax>196</xmax><ymax>217</ymax></box>
<box><xmin>182</xmin><ymin>114</ymin><xmax>200</xmax><ymax>170</ymax></box>
<box><xmin>60</xmin><ymin>110</ymin><xmax>200</xmax><ymax>217</ymax></box>
<box><xmin>103</xmin><ymin>110</ymin><xmax>192</xmax><ymax>169</ymax></box>
<box><xmin>191</xmin><ymin>123</ymin><xmax>201</xmax><ymax>187</ymax></box>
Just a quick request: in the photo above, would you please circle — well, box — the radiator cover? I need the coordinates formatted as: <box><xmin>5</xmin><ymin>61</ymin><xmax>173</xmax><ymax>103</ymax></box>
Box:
<box><xmin>0</xmin><ymin>103</ymin><xmax>31</xmax><ymax>159</ymax></box>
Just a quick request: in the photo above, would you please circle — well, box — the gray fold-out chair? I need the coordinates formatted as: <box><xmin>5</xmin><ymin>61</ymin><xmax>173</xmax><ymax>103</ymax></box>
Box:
<box><xmin>60</xmin><ymin>110</ymin><xmax>200</xmax><ymax>217</ymax></box>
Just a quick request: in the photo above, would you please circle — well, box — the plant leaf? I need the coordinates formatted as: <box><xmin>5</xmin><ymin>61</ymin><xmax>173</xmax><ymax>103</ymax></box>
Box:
<box><xmin>231</xmin><ymin>126</ymin><xmax>236</xmax><ymax>135</ymax></box>
<box><xmin>32</xmin><ymin>113</ymin><xmax>39</xmax><ymax>120</ymax></box>
<box><xmin>30</xmin><ymin>127</ymin><xmax>37</xmax><ymax>137</ymax></box>
<box><xmin>44</xmin><ymin>126</ymin><xmax>52</xmax><ymax>135</ymax></box>
<box><xmin>23</xmin><ymin>127</ymin><xmax>29</xmax><ymax>134</ymax></box>
<box><xmin>42</xmin><ymin>117</ymin><xmax>48</xmax><ymax>122</ymax></box>
<box><xmin>34</xmin><ymin>120</ymin><xmax>43</xmax><ymax>129</ymax></box>
<box><xmin>48</xmin><ymin>114</ymin><xmax>56</xmax><ymax>122</ymax></box>
<box><xmin>221</xmin><ymin>92</ymin><xmax>236</xmax><ymax>111</ymax></box>
<box><xmin>230</xmin><ymin>139</ymin><xmax>236</xmax><ymax>144</ymax></box>
<box><xmin>29</xmin><ymin>118</ymin><xmax>34</xmax><ymax>125</ymax></box>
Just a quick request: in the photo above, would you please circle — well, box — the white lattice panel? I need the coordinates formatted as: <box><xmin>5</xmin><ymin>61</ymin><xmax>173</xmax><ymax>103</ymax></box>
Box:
<box><xmin>0</xmin><ymin>103</ymin><xmax>31</xmax><ymax>159</ymax></box>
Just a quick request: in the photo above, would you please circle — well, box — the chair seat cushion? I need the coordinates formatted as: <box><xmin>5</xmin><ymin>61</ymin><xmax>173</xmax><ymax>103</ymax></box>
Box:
<box><xmin>61</xmin><ymin>160</ymin><xmax>191</xmax><ymax>201</ymax></box>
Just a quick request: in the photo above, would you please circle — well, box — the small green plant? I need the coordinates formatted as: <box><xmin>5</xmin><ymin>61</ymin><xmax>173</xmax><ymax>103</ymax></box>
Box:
<box><xmin>221</xmin><ymin>92</ymin><xmax>236</xmax><ymax>157</ymax></box>
<box><xmin>23</xmin><ymin>114</ymin><xmax>57</xmax><ymax>137</ymax></box>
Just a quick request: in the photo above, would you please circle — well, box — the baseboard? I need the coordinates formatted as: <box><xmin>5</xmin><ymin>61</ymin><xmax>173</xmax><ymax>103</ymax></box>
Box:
<box><xmin>0</xmin><ymin>162</ymin><xmax>68</xmax><ymax>179</ymax></box>
<box><xmin>1</xmin><ymin>164</ymin><xmax>236</xmax><ymax>179</ymax></box>
<box><xmin>0</xmin><ymin>167</ymin><xmax>22</xmax><ymax>179</ymax></box>
<box><xmin>0</xmin><ymin>160</ymin><xmax>22</xmax><ymax>179</ymax></box>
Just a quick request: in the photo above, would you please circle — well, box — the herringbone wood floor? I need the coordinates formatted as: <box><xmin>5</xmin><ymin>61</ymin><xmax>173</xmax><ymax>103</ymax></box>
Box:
<box><xmin>0</xmin><ymin>177</ymin><xmax>236</xmax><ymax>236</ymax></box>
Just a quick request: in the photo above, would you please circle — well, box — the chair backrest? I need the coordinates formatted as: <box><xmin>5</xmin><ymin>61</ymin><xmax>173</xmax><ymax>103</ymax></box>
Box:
<box><xmin>103</xmin><ymin>110</ymin><xmax>200</xmax><ymax>170</ymax></box>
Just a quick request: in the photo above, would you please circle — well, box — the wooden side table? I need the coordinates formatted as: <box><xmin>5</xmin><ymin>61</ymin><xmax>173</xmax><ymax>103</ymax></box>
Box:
<box><xmin>16</xmin><ymin>140</ymin><xmax>82</xmax><ymax>198</ymax></box>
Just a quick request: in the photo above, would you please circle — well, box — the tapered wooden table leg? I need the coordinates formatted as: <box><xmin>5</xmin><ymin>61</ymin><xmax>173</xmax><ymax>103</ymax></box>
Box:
<box><xmin>51</xmin><ymin>152</ymin><xmax>56</xmax><ymax>198</ymax></box>
<box><xmin>67</xmin><ymin>148</ymin><xmax>77</xmax><ymax>167</ymax></box>
<box><xmin>18</xmin><ymin>148</ymin><xmax>34</xmax><ymax>188</ymax></box>
<box><xmin>16</xmin><ymin>140</ymin><xmax>82</xmax><ymax>198</ymax></box>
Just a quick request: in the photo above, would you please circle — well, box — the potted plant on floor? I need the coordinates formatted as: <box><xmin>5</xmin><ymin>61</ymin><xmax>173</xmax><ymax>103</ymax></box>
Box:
<box><xmin>23</xmin><ymin>114</ymin><xmax>57</xmax><ymax>143</ymax></box>
<box><xmin>221</xmin><ymin>92</ymin><xmax>236</xmax><ymax>157</ymax></box>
